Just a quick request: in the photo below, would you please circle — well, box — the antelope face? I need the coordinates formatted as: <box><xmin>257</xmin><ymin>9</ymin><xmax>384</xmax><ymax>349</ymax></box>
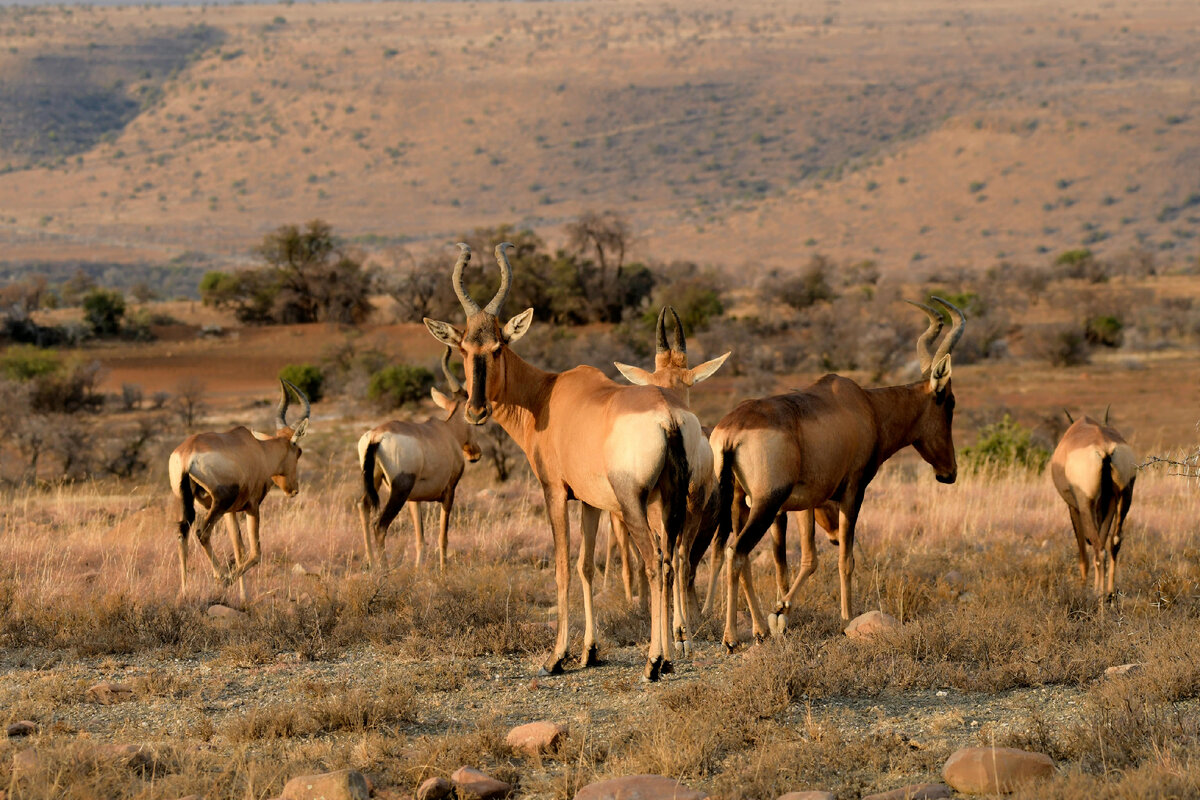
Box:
<box><xmin>271</xmin><ymin>379</ymin><xmax>311</xmax><ymax>497</ymax></box>
<box><xmin>912</xmin><ymin>359</ymin><xmax>957</xmax><ymax>484</ymax></box>
<box><xmin>272</xmin><ymin>442</ymin><xmax>304</xmax><ymax>497</ymax></box>
<box><xmin>423</xmin><ymin>243</ymin><xmax>533</xmax><ymax>426</ymax></box>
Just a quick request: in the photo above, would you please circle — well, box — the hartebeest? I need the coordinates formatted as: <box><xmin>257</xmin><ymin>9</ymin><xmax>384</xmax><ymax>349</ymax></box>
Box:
<box><xmin>1050</xmin><ymin>409</ymin><xmax>1137</xmax><ymax>602</ymax></box>
<box><xmin>356</xmin><ymin>347</ymin><xmax>482</xmax><ymax>570</ymax></box>
<box><xmin>710</xmin><ymin>297</ymin><xmax>966</xmax><ymax>649</ymax></box>
<box><xmin>424</xmin><ymin>243</ymin><xmax>712</xmax><ymax>680</ymax></box>
<box><xmin>170</xmin><ymin>380</ymin><xmax>311</xmax><ymax>601</ymax></box>
<box><xmin>613</xmin><ymin>306</ymin><xmax>729</xmax><ymax>648</ymax></box>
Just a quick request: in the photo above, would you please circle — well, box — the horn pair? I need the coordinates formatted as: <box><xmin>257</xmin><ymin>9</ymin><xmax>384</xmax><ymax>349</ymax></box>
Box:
<box><xmin>906</xmin><ymin>296</ymin><xmax>967</xmax><ymax>375</ymax></box>
<box><xmin>452</xmin><ymin>242</ymin><xmax>513</xmax><ymax>317</ymax></box>
<box><xmin>275</xmin><ymin>379</ymin><xmax>312</xmax><ymax>430</ymax></box>
<box><xmin>655</xmin><ymin>306</ymin><xmax>687</xmax><ymax>355</ymax></box>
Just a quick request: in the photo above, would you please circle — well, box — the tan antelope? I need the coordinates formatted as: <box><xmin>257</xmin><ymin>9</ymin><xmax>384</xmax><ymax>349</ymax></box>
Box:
<box><xmin>710</xmin><ymin>297</ymin><xmax>966</xmax><ymax>650</ymax></box>
<box><xmin>613</xmin><ymin>306</ymin><xmax>729</xmax><ymax>650</ymax></box>
<box><xmin>1050</xmin><ymin>409</ymin><xmax>1137</xmax><ymax>602</ymax></box>
<box><xmin>424</xmin><ymin>243</ymin><xmax>712</xmax><ymax>680</ymax></box>
<box><xmin>170</xmin><ymin>380</ymin><xmax>311</xmax><ymax>601</ymax></box>
<box><xmin>356</xmin><ymin>347</ymin><xmax>483</xmax><ymax>570</ymax></box>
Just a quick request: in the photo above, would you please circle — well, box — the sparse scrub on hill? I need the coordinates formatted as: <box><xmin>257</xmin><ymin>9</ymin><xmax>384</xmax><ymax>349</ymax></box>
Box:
<box><xmin>81</xmin><ymin>287</ymin><xmax>125</xmax><ymax>337</ymax></box>
<box><xmin>278</xmin><ymin>363</ymin><xmax>324</xmax><ymax>404</ymax></box>
<box><xmin>760</xmin><ymin>254</ymin><xmax>838</xmax><ymax>311</ymax></box>
<box><xmin>961</xmin><ymin>414</ymin><xmax>1051</xmax><ymax>473</ymax></box>
<box><xmin>1027</xmin><ymin>322</ymin><xmax>1092</xmax><ymax>367</ymax></box>
<box><xmin>368</xmin><ymin>364</ymin><xmax>434</xmax><ymax>409</ymax></box>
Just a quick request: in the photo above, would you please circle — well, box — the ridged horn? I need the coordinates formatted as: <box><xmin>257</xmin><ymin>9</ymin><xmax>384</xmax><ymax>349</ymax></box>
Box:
<box><xmin>669</xmin><ymin>306</ymin><xmax>686</xmax><ymax>354</ymax></box>
<box><xmin>655</xmin><ymin>307</ymin><xmax>669</xmax><ymax>354</ymax></box>
<box><xmin>1063</xmin><ymin>408</ymin><xmax>1075</xmax><ymax>425</ymax></box>
<box><xmin>275</xmin><ymin>379</ymin><xmax>290</xmax><ymax>430</ymax></box>
<box><xmin>441</xmin><ymin>345</ymin><xmax>462</xmax><ymax>395</ymax></box>
<box><xmin>906</xmin><ymin>300</ymin><xmax>945</xmax><ymax>375</ymax></box>
<box><xmin>485</xmin><ymin>242</ymin><xmax>515</xmax><ymax>315</ymax></box>
<box><xmin>930</xmin><ymin>296</ymin><xmax>967</xmax><ymax>365</ymax></box>
<box><xmin>451</xmin><ymin>243</ymin><xmax>481</xmax><ymax>316</ymax></box>
<box><xmin>283</xmin><ymin>379</ymin><xmax>311</xmax><ymax>424</ymax></box>
<box><xmin>1103</xmin><ymin>404</ymin><xmax>1111</xmax><ymax>426</ymax></box>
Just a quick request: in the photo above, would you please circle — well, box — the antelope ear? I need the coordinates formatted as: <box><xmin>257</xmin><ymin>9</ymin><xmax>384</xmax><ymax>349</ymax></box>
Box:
<box><xmin>687</xmin><ymin>352</ymin><xmax>731</xmax><ymax>386</ymax></box>
<box><xmin>614</xmin><ymin>362</ymin><xmax>653</xmax><ymax>385</ymax></box>
<box><xmin>503</xmin><ymin>307</ymin><xmax>534</xmax><ymax>344</ymax></box>
<box><xmin>930</xmin><ymin>354</ymin><xmax>952</xmax><ymax>395</ymax></box>
<box><xmin>423</xmin><ymin>318</ymin><xmax>463</xmax><ymax>346</ymax></box>
<box><xmin>290</xmin><ymin>418</ymin><xmax>310</xmax><ymax>444</ymax></box>
<box><xmin>430</xmin><ymin>386</ymin><xmax>454</xmax><ymax>411</ymax></box>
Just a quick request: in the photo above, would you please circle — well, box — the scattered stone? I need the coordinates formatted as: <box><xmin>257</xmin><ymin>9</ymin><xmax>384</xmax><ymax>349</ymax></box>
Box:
<box><xmin>862</xmin><ymin>783</ymin><xmax>952</xmax><ymax>800</ymax></box>
<box><xmin>506</xmin><ymin>721</ymin><xmax>567</xmax><ymax>755</ymax></box>
<box><xmin>778</xmin><ymin>791</ymin><xmax>836</xmax><ymax>800</ymax></box>
<box><xmin>207</xmin><ymin>604</ymin><xmax>248</xmax><ymax>624</ymax></box>
<box><xmin>943</xmin><ymin>746</ymin><xmax>1054</xmax><ymax>794</ymax></box>
<box><xmin>1105</xmin><ymin>662</ymin><xmax>1146</xmax><ymax>677</ymax></box>
<box><xmin>416</xmin><ymin>777</ymin><xmax>455</xmax><ymax>800</ymax></box>
<box><xmin>6</xmin><ymin>721</ymin><xmax>37</xmax><ymax>737</ymax></box>
<box><xmin>450</xmin><ymin>767</ymin><xmax>512</xmax><ymax>800</ymax></box>
<box><xmin>281</xmin><ymin>768</ymin><xmax>370</xmax><ymax>800</ymax></box>
<box><xmin>574</xmin><ymin>774</ymin><xmax>708</xmax><ymax>800</ymax></box>
<box><xmin>94</xmin><ymin>743</ymin><xmax>158</xmax><ymax>772</ymax></box>
<box><xmin>87</xmin><ymin>681</ymin><xmax>135</xmax><ymax>705</ymax></box>
<box><xmin>844</xmin><ymin>610</ymin><xmax>900</xmax><ymax>639</ymax></box>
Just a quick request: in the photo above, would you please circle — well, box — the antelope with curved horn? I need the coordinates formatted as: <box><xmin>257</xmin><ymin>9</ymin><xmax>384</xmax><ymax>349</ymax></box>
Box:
<box><xmin>356</xmin><ymin>347</ymin><xmax>482</xmax><ymax>570</ymax></box>
<box><xmin>169</xmin><ymin>380</ymin><xmax>311</xmax><ymax>601</ymax></box>
<box><xmin>1050</xmin><ymin>410</ymin><xmax>1136</xmax><ymax>602</ymax></box>
<box><xmin>709</xmin><ymin>297</ymin><xmax>967</xmax><ymax>649</ymax></box>
<box><xmin>424</xmin><ymin>244</ymin><xmax>712</xmax><ymax>680</ymax></box>
<box><xmin>612</xmin><ymin>306</ymin><xmax>729</xmax><ymax>643</ymax></box>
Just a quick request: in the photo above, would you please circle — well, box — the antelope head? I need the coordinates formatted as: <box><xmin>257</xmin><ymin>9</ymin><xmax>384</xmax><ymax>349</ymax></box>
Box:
<box><xmin>423</xmin><ymin>242</ymin><xmax>534</xmax><ymax>425</ymax></box>
<box><xmin>904</xmin><ymin>296</ymin><xmax>967</xmax><ymax>484</ymax></box>
<box><xmin>271</xmin><ymin>379</ymin><xmax>311</xmax><ymax>496</ymax></box>
<box><xmin>614</xmin><ymin>306</ymin><xmax>730</xmax><ymax>406</ymax></box>
<box><xmin>434</xmin><ymin>345</ymin><xmax>482</xmax><ymax>462</ymax></box>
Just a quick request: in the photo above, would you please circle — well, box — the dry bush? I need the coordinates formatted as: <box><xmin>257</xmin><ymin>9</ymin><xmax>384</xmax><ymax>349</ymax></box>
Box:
<box><xmin>223</xmin><ymin>682</ymin><xmax>416</xmax><ymax>741</ymax></box>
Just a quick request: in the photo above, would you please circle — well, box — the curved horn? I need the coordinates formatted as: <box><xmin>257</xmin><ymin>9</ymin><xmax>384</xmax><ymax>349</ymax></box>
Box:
<box><xmin>282</xmin><ymin>379</ymin><xmax>311</xmax><ymax>424</ymax></box>
<box><xmin>1103</xmin><ymin>404</ymin><xmax>1111</xmax><ymax>426</ymax></box>
<box><xmin>669</xmin><ymin>306</ymin><xmax>686</xmax><ymax>354</ymax></box>
<box><xmin>930</xmin><ymin>296</ymin><xmax>967</xmax><ymax>365</ymax></box>
<box><xmin>485</xmin><ymin>242</ymin><xmax>515</xmax><ymax>315</ymax></box>
<box><xmin>1063</xmin><ymin>408</ymin><xmax>1075</xmax><ymax>425</ymax></box>
<box><xmin>451</xmin><ymin>243</ymin><xmax>481</xmax><ymax>316</ymax></box>
<box><xmin>440</xmin><ymin>345</ymin><xmax>462</xmax><ymax>395</ymax></box>
<box><xmin>906</xmin><ymin>300</ymin><xmax>945</xmax><ymax>375</ymax></box>
<box><xmin>655</xmin><ymin>307</ymin><xmax>669</xmax><ymax>354</ymax></box>
<box><xmin>275</xmin><ymin>379</ymin><xmax>291</xmax><ymax>430</ymax></box>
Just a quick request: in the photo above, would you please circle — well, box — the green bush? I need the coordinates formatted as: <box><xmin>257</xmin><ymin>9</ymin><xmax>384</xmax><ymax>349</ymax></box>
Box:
<box><xmin>0</xmin><ymin>345</ymin><xmax>61</xmax><ymax>380</ymax></box>
<box><xmin>279</xmin><ymin>363</ymin><xmax>324</xmax><ymax>403</ymax></box>
<box><xmin>961</xmin><ymin>414</ymin><xmax>1050</xmax><ymax>473</ymax></box>
<box><xmin>1085</xmin><ymin>314</ymin><xmax>1124</xmax><ymax>348</ymax></box>
<box><xmin>368</xmin><ymin>364</ymin><xmax>435</xmax><ymax>408</ymax></box>
<box><xmin>81</xmin><ymin>288</ymin><xmax>126</xmax><ymax>337</ymax></box>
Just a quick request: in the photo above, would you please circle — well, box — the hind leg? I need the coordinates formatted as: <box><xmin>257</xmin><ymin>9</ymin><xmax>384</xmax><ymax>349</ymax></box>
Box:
<box><xmin>1066</xmin><ymin>504</ymin><xmax>1089</xmax><ymax>584</ymax></box>
<box><xmin>836</xmin><ymin>504</ymin><xmax>862</xmax><ymax>621</ymax></box>
<box><xmin>225</xmin><ymin>514</ymin><xmax>248</xmax><ymax>603</ymax></box>
<box><xmin>409</xmin><ymin>501</ymin><xmax>425</xmax><ymax>569</ymax></box>
<box><xmin>770</xmin><ymin>508</ymin><xmax>817</xmax><ymax>636</ymax></box>
<box><xmin>578</xmin><ymin>503</ymin><xmax>602</xmax><ymax>667</ymax></box>
<box><xmin>771</xmin><ymin>512</ymin><xmax>789</xmax><ymax>602</ymax></box>
<box><xmin>1107</xmin><ymin>485</ymin><xmax>1134</xmax><ymax>598</ymax></box>
<box><xmin>723</xmin><ymin>492</ymin><xmax>789</xmax><ymax>651</ymax></box>
<box><xmin>376</xmin><ymin>473</ymin><xmax>414</xmax><ymax>572</ymax></box>
<box><xmin>438</xmin><ymin>487</ymin><xmax>455</xmax><ymax>571</ymax></box>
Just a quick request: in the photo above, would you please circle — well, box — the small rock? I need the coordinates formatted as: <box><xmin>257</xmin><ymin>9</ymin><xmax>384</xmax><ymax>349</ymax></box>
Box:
<box><xmin>87</xmin><ymin>682</ymin><xmax>135</xmax><ymax>705</ymax></box>
<box><xmin>416</xmin><ymin>777</ymin><xmax>455</xmax><ymax>800</ymax></box>
<box><xmin>506</xmin><ymin>721</ymin><xmax>567</xmax><ymax>755</ymax></box>
<box><xmin>1105</xmin><ymin>662</ymin><xmax>1145</xmax><ymax>677</ymax></box>
<box><xmin>862</xmin><ymin>783</ymin><xmax>952</xmax><ymax>800</ymax></box>
<box><xmin>844</xmin><ymin>610</ymin><xmax>900</xmax><ymax>639</ymax></box>
<box><xmin>778</xmin><ymin>792</ymin><xmax>836</xmax><ymax>800</ymax></box>
<box><xmin>207</xmin><ymin>604</ymin><xmax>247</xmax><ymax>624</ymax></box>
<box><xmin>943</xmin><ymin>746</ymin><xmax>1054</xmax><ymax>794</ymax></box>
<box><xmin>281</xmin><ymin>768</ymin><xmax>370</xmax><ymax>800</ymax></box>
<box><xmin>942</xmin><ymin>570</ymin><xmax>965</xmax><ymax>588</ymax></box>
<box><xmin>6</xmin><ymin>721</ymin><xmax>38</xmax><ymax>737</ymax></box>
<box><xmin>574</xmin><ymin>774</ymin><xmax>708</xmax><ymax>800</ymax></box>
<box><xmin>450</xmin><ymin>767</ymin><xmax>512</xmax><ymax>800</ymax></box>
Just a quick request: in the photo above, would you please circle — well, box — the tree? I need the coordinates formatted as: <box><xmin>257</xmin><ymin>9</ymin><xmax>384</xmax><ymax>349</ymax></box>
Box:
<box><xmin>174</xmin><ymin>377</ymin><xmax>207</xmax><ymax>429</ymax></box>
<box><xmin>81</xmin><ymin>288</ymin><xmax>126</xmax><ymax>337</ymax></box>
<box><xmin>566</xmin><ymin>210</ymin><xmax>634</xmax><ymax>322</ymax></box>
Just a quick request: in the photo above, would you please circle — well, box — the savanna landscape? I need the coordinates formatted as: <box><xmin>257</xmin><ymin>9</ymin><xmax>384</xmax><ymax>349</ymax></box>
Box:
<box><xmin>2</xmin><ymin>0</ymin><xmax>1200</xmax><ymax>799</ymax></box>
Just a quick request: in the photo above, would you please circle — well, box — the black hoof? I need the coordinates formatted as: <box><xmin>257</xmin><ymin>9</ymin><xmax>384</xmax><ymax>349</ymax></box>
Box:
<box><xmin>538</xmin><ymin>656</ymin><xmax>567</xmax><ymax>677</ymax></box>
<box><xmin>642</xmin><ymin>657</ymin><xmax>662</xmax><ymax>682</ymax></box>
<box><xmin>660</xmin><ymin>660</ymin><xmax>675</xmax><ymax>675</ymax></box>
<box><xmin>723</xmin><ymin>640</ymin><xmax>738</xmax><ymax>654</ymax></box>
<box><xmin>754</xmin><ymin>632</ymin><xmax>767</xmax><ymax>645</ymax></box>
<box><xmin>581</xmin><ymin>645</ymin><xmax>603</xmax><ymax>668</ymax></box>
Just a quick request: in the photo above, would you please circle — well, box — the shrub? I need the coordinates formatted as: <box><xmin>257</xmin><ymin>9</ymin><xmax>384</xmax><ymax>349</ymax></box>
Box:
<box><xmin>368</xmin><ymin>364</ymin><xmax>434</xmax><ymax>408</ymax></box>
<box><xmin>1</xmin><ymin>345</ymin><xmax>61</xmax><ymax>381</ymax></box>
<box><xmin>81</xmin><ymin>288</ymin><xmax>126</xmax><ymax>337</ymax></box>
<box><xmin>1027</xmin><ymin>323</ymin><xmax>1090</xmax><ymax>367</ymax></box>
<box><xmin>1085</xmin><ymin>315</ymin><xmax>1124</xmax><ymax>348</ymax></box>
<box><xmin>771</xmin><ymin>255</ymin><xmax>837</xmax><ymax>310</ymax></box>
<box><xmin>961</xmin><ymin>414</ymin><xmax>1051</xmax><ymax>473</ymax></box>
<box><xmin>278</xmin><ymin>363</ymin><xmax>324</xmax><ymax>403</ymax></box>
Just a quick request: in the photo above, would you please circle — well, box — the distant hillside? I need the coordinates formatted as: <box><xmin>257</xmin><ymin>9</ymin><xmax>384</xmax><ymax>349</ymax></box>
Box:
<box><xmin>0</xmin><ymin>0</ymin><xmax>1197</xmax><ymax>281</ymax></box>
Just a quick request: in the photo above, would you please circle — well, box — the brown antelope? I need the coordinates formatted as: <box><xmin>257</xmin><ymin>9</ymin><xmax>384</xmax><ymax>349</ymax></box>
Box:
<box><xmin>613</xmin><ymin>306</ymin><xmax>729</xmax><ymax>650</ymax></box>
<box><xmin>424</xmin><ymin>243</ymin><xmax>712</xmax><ymax>680</ymax></box>
<box><xmin>710</xmin><ymin>297</ymin><xmax>966</xmax><ymax>650</ymax></box>
<box><xmin>1050</xmin><ymin>409</ymin><xmax>1137</xmax><ymax>602</ymax></box>
<box><xmin>356</xmin><ymin>347</ymin><xmax>483</xmax><ymax>571</ymax></box>
<box><xmin>170</xmin><ymin>380</ymin><xmax>311</xmax><ymax>601</ymax></box>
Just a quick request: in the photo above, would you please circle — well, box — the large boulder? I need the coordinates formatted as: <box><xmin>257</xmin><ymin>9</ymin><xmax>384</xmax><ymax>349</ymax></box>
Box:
<box><xmin>862</xmin><ymin>784</ymin><xmax>952</xmax><ymax>800</ymax></box>
<box><xmin>943</xmin><ymin>746</ymin><xmax>1054</xmax><ymax>794</ymax></box>
<box><xmin>450</xmin><ymin>767</ymin><xmax>511</xmax><ymax>800</ymax></box>
<box><xmin>6</xmin><ymin>720</ymin><xmax>38</xmax><ymax>737</ymax></box>
<box><xmin>506</xmin><ymin>721</ymin><xmax>568</xmax><ymax>755</ymax></box>
<box><xmin>574</xmin><ymin>774</ymin><xmax>708</xmax><ymax>800</ymax></box>
<box><xmin>844</xmin><ymin>610</ymin><xmax>900</xmax><ymax>639</ymax></box>
<box><xmin>281</xmin><ymin>769</ymin><xmax>370</xmax><ymax>800</ymax></box>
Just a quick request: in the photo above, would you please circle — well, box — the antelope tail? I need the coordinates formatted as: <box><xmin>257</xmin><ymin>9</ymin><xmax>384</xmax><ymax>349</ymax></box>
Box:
<box><xmin>1096</xmin><ymin>450</ymin><xmax>1115</xmax><ymax>529</ymax></box>
<box><xmin>177</xmin><ymin>470</ymin><xmax>196</xmax><ymax>535</ymax></box>
<box><xmin>661</xmin><ymin>426</ymin><xmax>689</xmax><ymax>547</ymax></box>
<box><xmin>715</xmin><ymin>445</ymin><xmax>737</xmax><ymax>550</ymax></box>
<box><xmin>362</xmin><ymin>441</ymin><xmax>382</xmax><ymax>508</ymax></box>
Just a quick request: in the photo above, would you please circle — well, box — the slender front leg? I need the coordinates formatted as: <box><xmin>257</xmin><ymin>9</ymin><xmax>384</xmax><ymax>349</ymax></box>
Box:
<box><xmin>438</xmin><ymin>487</ymin><xmax>455</xmax><ymax>571</ymax></box>
<box><xmin>771</xmin><ymin>508</ymin><xmax>818</xmax><ymax>636</ymax></box>
<box><xmin>578</xmin><ymin>504</ymin><xmax>602</xmax><ymax>667</ymax></box>
<box><xmin>541</xmin><ymin>484</ymin><xmax>573</xmax><ymax>676</ymax></box>
<box><xmin>357</xmin><ymin>495</ymin><xmax>377</xmax><ymax>570</ymax></box>
<box><xmin>195</xmin><ymin>506</ymin><xmax>231</xmax><ymax>583</ymax></box>
<box><xmin>1107</xmin><ymin>486</ymin><xmax>1133</xmax><ymax>598</ymax></box>
<box><xmin>410</xmin><ymin>502</ymin><xmax>425</xmax><ymax>568</ymax></box>
<box><xmin>1066</xmin><ymin>504</ymin><xmax>1089</xmax><ymax>583</ymax></box>
<box><xmin>227</xmin><ymin>511</ymin><xmax>262</xmax><ymax>586</ymax></box>
<box><xmin>659</xmin><ymin>546</ymin><xmax>675</xmax><ymax>674</ymax></box>
<box><xmin>225</xmin><ymin>514</ymin><xmax>248</xmax><ymax>604</ymax></box>
<box><xmin>177</xmin><ymin>517</ymin><xmax>192</xmax><ymax>596</ymax></box>
<box><xmin>771</xmin><ymin>512</ymin><xmax>789</xmax><ymax>601</ymax></box>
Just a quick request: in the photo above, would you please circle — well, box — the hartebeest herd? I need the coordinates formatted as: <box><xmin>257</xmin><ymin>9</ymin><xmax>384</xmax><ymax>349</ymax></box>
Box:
<box><xmin>170</xmin><ymin>242</ymin><xmax>1140</xmax><ymax>679</ymax></box>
